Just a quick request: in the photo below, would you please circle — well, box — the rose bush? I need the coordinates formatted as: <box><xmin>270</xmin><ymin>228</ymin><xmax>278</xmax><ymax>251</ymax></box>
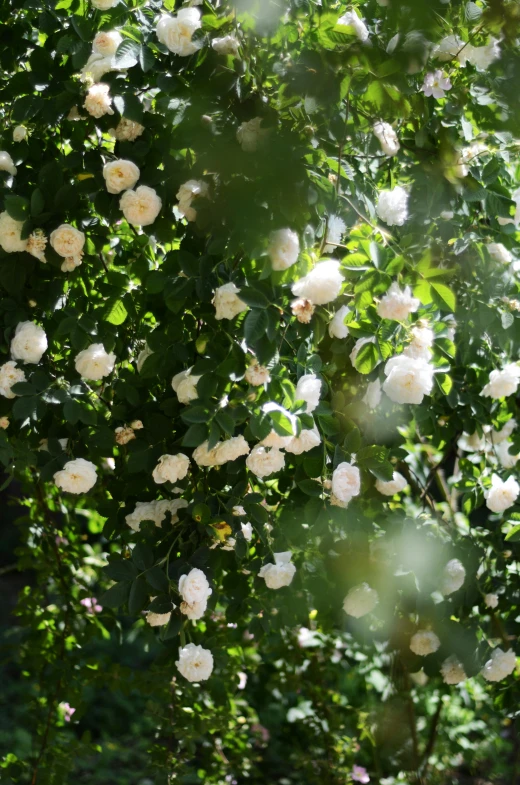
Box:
<box><xmin>1</xmin><ymin>0</ymin><xmax>520</xmax><ymax>782</ymax></box>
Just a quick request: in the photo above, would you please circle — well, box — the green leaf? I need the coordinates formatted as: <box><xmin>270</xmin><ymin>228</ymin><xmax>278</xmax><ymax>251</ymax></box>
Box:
<box><xmin>148</xmin><ymin>595</ymin><xmax>173</xmax><ymax>614</ymax></box>
<box><xmin>30</xmin><ymin>188</ymin><xmax>45</xmax><ymax>217</ymax></box>
<box><xmin>505</xmin><ymin>524</ymin><xmax>520</xmax><ymax>542</ymax></box>
<box><xmin>431</xmin><ymin>283</ymin><xmax>456</xmax><ymax>312</ymax></box>
<box><xmin>104</xmin><ymin>559</ymin><xmax>138</xmax><ymax>581</ymax></box>
<box><xmin>5</xmin><ymin>195</ymin><xmax>29</xmax><ymax>222</ymax></box>
<box><xmin>139</xmin><ymin>44</ymin><xmax>156</xmax><ymax>72</ymax></box>
<box><xmin>146</xmin><ymin>566</ymin><xmax>170</xmax><ymax>593</ymax></box>
<box><xmin>237</xmin><ymin>287</ymin><xmax>270</xmax><ymax>309</ymax></box>
<box><xmin>128</xmin><ymin>578</ymin><xmax>148</xmax><ymax>614</ymax></box>
<box><xmin>297</xmin><ymin>479</ymin><xmax>323</xmax><ymax>496</ymax></box>
<box><xmin>215</xmin><ymin>410</ymin><xmax>235</xmax><ymax>436</ymax></box>
<box><xmin>162</xmin><ymin>613</ymin><xmax>183</xmax><ymax>641</ymax></box>
<box><xmin>104</xmin><ymin>299</ymin><xmax>128</xmax><ymax>325</ymax></box>
<box><xmin>115</xmin><ymin>39</ymin><xmax>140</xmax><ymax>68</ymax></box>
<box><xmin>244</xmin><ymin>309</ymin><xmax>268</xmax><ymax>345</ymax></box>
<box><xmin>182</xmin><ymin>423</ymin><xmax>208</xmax><ymax>447</ymax></box>
<box><xmin>268</xmin><ymin>409</ymin><xmax>295</xmax><ymax>437</ymax></box>
<box><xmin>99</xmin><ymin>581</ymin><xmax>131</xmax><ymax>609</ymax></box>
<box><xmin>353</xmin><ymin>341</ymin><xmax>379</xmax><ymax>375</ymax></box>
<box><xmin>181</xmin><ymin>406</ymin><xmax>208</xmax><ymax>424</ymax></box>
<box><xmin>132</xmin><ymin>542</ymin><xmax>154</xmax><ymax>571</ymax></box>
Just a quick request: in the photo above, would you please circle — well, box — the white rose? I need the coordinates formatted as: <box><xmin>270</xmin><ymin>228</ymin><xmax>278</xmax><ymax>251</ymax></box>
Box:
<box><xmin>337</xmin><ymin>10</ymin><xmax>369</xmax><ymax>41</ymax></box>
<box><xmin>260</xmin><ymin>430</ymin><xmax>292</xmax><ymax>449</ymax></box>
<box><xmin>80</xmin><ymin>53</ymin><xmax>115</xmax><ymax>83</ymax></box>
<box><xmin>434</xmin><ymin>35</ymin><xmax>470</xmax><ymax>65</ymax></box>
<box><xmin>0</xmin><ymin>416</ymin><xmax>9</xmax><ymax>429</ymax></box>
<box><xmin>103</xmin><ymin>159</ymin><xmax>140</xmax><ymax>194</ymax></box>
<box><xmin>214</xmin><ymin>435</ymin><xmax>250</xmax><ymax>464</ymax></box>
<box><xmin>324</xmin><ymin>215</ymin><xmax>346</xmax><ymax>253</ymax></box>
<box><xmin>410</xmin><ymin>670</ymin><xmax>428</xmax><ymax>686</ymax></box>
<box><xmin>126</xmin><ymin>499</ymin><xmax>188</xmax><ymax>531</ymax></box>
<box><xmin>466</xmin><ymin>38</ymin><xmax>500</xmax><ymax>71</ymax></box>
<box><xmin>147</xmin><ymin>611</ymin><xmax>171</xmax><ymax>627</ymax></box>
<box><xmin>376</xmin><ymin>186</ymin><xmax>409</xmax><ymax>226</ymax></box>
<box><xmin>245</xmin><ymin>360</ymin><xmax>271</xmax><ymax>386</ymax></box>
<box><xmin>286</xmin><ymin>426</ymin><xmax>321</xmax><ymax>455</ymax></box>
<box><xmin>295</xmin><ymin>373</ymin><xmax>322</xmax><ymax>413</ymax></box>
<box><xmin>331</xmin><ymin>462</ymin><xmax>361</xmax><ymax>504</ymax></box>
<box><xmin>176</xmin><ymin>643</ymin><xmax>214</xmax><ymax>682</ymax></box>
<box><xmin>75</xmin><ymin>343</ymin><xmax>116</xmax><ymax>381</ymax></box>
<box><xmin>156</xmin><ymin>8</ymin><xmax>202</xmax><ymax>57</ymax></box>
<box><xmin>54</xmin><ymin>458</ymin><xmax>98</xmax><ymax>494</ymax></box>
<box><xmin>343</xmin><ymin>583</ymin><xmax>379</xmax><ymax>618</ymax></box>
<box><xmin>120</xmin><ymin>186</ymin><xmax>162</xmax><ymax>226</ymax></box>
<box><xmin>440</xmin><ymin>559</ymin><xmax>465</xmax><ymax>596</ymax></box>
<box><xmin>375</xmin><ymin>471</ymin><xmax>408</xmax><ymax>496</ymax></box>
<box><xmin>241</xmin><ymin>522</ymin><xmax>253</xmax><ymax>541</ymax></box>
<box><xmin>0</xmin><ymin>151</ymin><xmax>17</xmax><ymax>176</ymax></box>
<box><xmin>50</xmin><ymin>224</ymin><xmax>85</xmax><ymax>258</ymax></box>
<box><xmin>91</xmin><ymin>0</ymin><xmax>118</xmax><ymax>8</ymax></box>
<box><xmin>259</xmin><ymin>552</ymin><xmax>296</xmax><ymax>589</ymax></box>
<box><xmin>212</xmin><ymin>35</ymin><xmax>240</xmax><ymax>55</ymax></box>
<box><xmin>237</xmin><ymin>117</ymin><xmax>268</xmax><ymax>152</ymax></box>
<box><xmin>377</xmin><ymin>282</ymin><xmax>419</xmax><ymax>321</ymax></box>
<box><xmin>441</xmin><ymin>656</ymin><xmax>467</xmax><ymax>685</ymax></box>
<box><xmin>457</xmin><ymin>431</ymin><xmax>487</xmax><ymax>452</ymax></box>
<box><xmin>291</xmin><ymin>260</ymin><xmax>343</xmax><ymax>305</ymax></box>
<box><xmin>93</xmin><ymin>30</ymin><xmax>123</xmax><ymax>57</ymax></box>
<box><xmin>484</xmin><ymin>593</ymin><xmax>499</xmax><ymax>609</ymax></box>
<box><xmin>481</xmin><ymin>364</ymin><xmax>520</xmax><ymax>399</ymax></box>
<box><xmin>363</xmin><ymin>379</ymin><xmax>382</xmax><ymax>409</ymax></box>
<box><xmin>172</xmin><ymin>368</ymin><xmax>201</xmax><ymax>404</ymax></box>
<box><xmin>495</xmin><ymin>441</ymin><xmax>520</xmax><ymax>469</ymax></box>
<box><xmin>176</xmin><ymin>179</ymin><xmax>209</xmax><ymax>221</ymax></box>
<box><xmin>180</xmin><ymin>599</ymin><xmax>208</xmax><ymax>619</ymax></box>
<box><xmin>213</xmin><ymin>282</ymin><xmax>248</xmax><ymax>320</ymax></box>
<box><xmin>26</xmin><ymin>229</ymin><xmax>47</xmax><ymax>262</ymax></box>
<box><xmin>487</xmin><ymin>242</ymin><xmax>512</xmax><ymax>264</ymax></box>
<box><xmin>491</xmin><ymin>418</ymin><xmax>516</xmax><ymax>444</ymax></box>
<box><xmin>153</xmin><ymin>453</ymin><xmax>190</xmax><ymax>484</ymax></box>
<box><xmin>404</xmin><ymin>325</ymin><xmax>434</xmax><ymax>360</ymax></box>
<box><xmin>193</xmin><ymin>440</ymin><xmax>220</xmax><ymax>467</ymax></box>
<box><xmin>485</xmin><ymin>474</ymin><xmax>519</xmax><ymax>513</ymax></box>
<box><xmin>10</xmin><ymin>321</ymin><xmax>48</xmax><ymax>364</ymax></box>
<box><xmin>291</xmin><ymin>297</ymin><xmax>315</xmax><ymax>323</ymax></box>
<box><xmin>268</xmin><ymin>228</ymin><xmax>300</xmax><ymax>271</ymax></box>
<box><xmin>115</xmin><ymin>426</ymin><xmax>135</xmax><ymax>445</ymax></box>
<box><xmin>246</xmin><ymin>445</ymin><xmax>285</xmax><ymax>478</ymax></box>
<box><xmin>109</xmin><ymin>118</ymin><xmax>145</xmax><ymax>142</ymax></box>
<box><xmin>0</xmin><ymin>212</ymin><xmax>27</xmax><ymax>253</ymax></box>
<box><xmin>179</xmin><ymin>567</ymin><xmax>212</xmax><ymax>606</ymax></box>
<box><xmin>84</xmin><ymin>83</ymin><xmax>114</xmax><ymax>118</ymax></box>
<box><xmin>329</xmin><ymin>305</ymin><xmax>350</xmax><ymax>339</ymax></box>
<box><xmin>409</xmin><ymin>630</ymin><xmax>441</xmax><ymax>656</ymax></box>
<box><xmin>383</xmin><ymin>355</ymin><xmax>434</xmax><ymax>405</ymax></box>
<box><xmin>0</xmin><ymin>361</ymin><xmax>26</xmax><ymax>399</ymax></box>
<box><xmin>440</xmin><ymin>210</ymin><xmax>454</xmax><ymax>220</ymax></box>
<box><xmin>373</xmin><ymin>121</ymin><xmax>400</xmax><ymax>156</ymax></box>
<box><xmin>13</xmin><ymin>126</ymin><xmax>27</xmax><ymax>143</ymax></box>
<box><xmin>481</xmin><ymin>647</ymin><xmax>516</xmax><ymax>682</ymax></box>
<box><xmin>61</xmin><ymin>256</ymin><xmax>83</xmax><ymax>272</ymax></box>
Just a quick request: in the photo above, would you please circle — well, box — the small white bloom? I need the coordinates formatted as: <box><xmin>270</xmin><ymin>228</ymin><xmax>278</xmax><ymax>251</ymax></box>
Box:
<box><xmin>75</xmin><ymin>343</ymin><xmax>116</xmax><ymax>381</ymax></box>
<box><xmin>147</xmin><ymin>611</ymin><xmax>171</xmax><ymax>627</ymax></box>
<box><xmin>0</xmin><ymin>416</ymin><xmax>9</xmax><ymax>429</ymax></box>
<box><xmin>237</xmin><ymin>117</ymin><xmax>268</xmax><ymax>152</ymax></box>
<box><xmin>80</xmin><ymin>53</ymin><xmax>115</xmax><ymax>84</ymax></box>
<box><xmin>409</xmin><ymin>630</ymin><xmax>441</xmax><ymax>656</ymax></box>
<box><xmin>286</xmin><ymin>426</ymin><xmax>321</xmax><ymax>455</ymax></box>
<box><xmin>403</xmin><ymin>325</ymin><xmax>434</xmax><ymax>360</ymax></box>
<box><xmin>485</xmin><ymin>474</ymin><xmax>519</xmax><ymax>513</ymax></box>
<box><xmin>458</xmin><ymin>431</ymin><xmax>487</xmax><ymax>452</ymax></box>
<box><xmin>233</xmin><ymin>505</ymin><xmax>246</xmax><ymax>516</ymax></box>
<box><xmin>241</xmin><ymin>522</ymin><xmax>253</xmax><ymax>541</ymax></box>
<box><xmin>324</xmin><ymin>215</ymin><xmax>346</xmax><ymax>253</ymax></box>
<box><xmin>484</xmin><ymin>593</ymin><xmax>499</xmax><ymax>609</ymax></box>
<box><xmin>377</xmin><ymin>282</ymin><xmax>419</xmax><ymax>321</ymax></box>
<box><xmin>176</xmin><ymin>179</ymin><xmax>209</xmax><ymax>221</ymax></box>
<box><xmin>212</xmin><ymin>35</ymin><xmax>240</xmax><ymax>55</ymax></box>
<box><xmin>84</xmin><ymin>83</ymin><xmax>114</xmax><ymax>118</ymax></box>
<box><xmin>13</xmin><ymin>126</ymin><xmax>27</xmax><ymax>143</ymax></box>
<box><xmin>441</xmin><ymin>655</ymin><xmax>467</xmax><ymax>685</ymax></box>
<box><xmin>343</xmin><ymin>583</ymin><xmax>379</xmax><ymax>618</ymax></box>
<box><xmin>481</xmin><ymin>364</ymin><xmax>520</xmax><ymax>399</ymax></box>
<box><xmin>120</xmin><ymin>185</ymin><xmax>162</xmax><ymax>226</ymax></box>
<box><xmin>91</xmin><ymin>0</ymin><xmax>118</xmax><ymax>8</ymax></box>
<box><xmin>10</xmin><ymin>321</ymin><xmax>47</xmax><ymax>365</ymax></box>
<box><xmin>0</xmin><ymin>212</ymin><xmax>26</xmax><ymax>253</ymax></box>
<box><xmin>50</xmin><ymin>224</ymin><xmax>85</xmax><ymax>259</ymax></box>
<box><xmin>213</xmin><ymin>282</ymin><xmax>248</xmax><ymax>320</ymax></box>
<box><xmin>421</xmin><ymin>70</ymin><xmax>452</xmax><ymax>99</ymax></box>
<box><xmin>156</xmin><ymin>8</ymin><xmax>202</xmax><ymax>57</ymax></box>
<box><xmin>54</xmin><ymin>458</ymin><xmax>97</xmax><ymax>494</ymax></box>
<box><xmin>363</xmin><ymin>379</ymin><xmax>382</xmax><ymax>409</ymax></box>
<box><xmin>434</xmin><ymin>35</ymin><xmax>470</xmax><ymax>65</ymax></box>
<box><xmin>103</xmin><ymin>159</ymin><xmax>140</xmax><ymax>194</ymax></box>
<box><xmin>179</xmin><ymin>567</ymin><xmax>212</xmax><ymax>606</ymax></box>
<box><xmin>487</xmin><ymin>242</ymin><xmax>512</xmax><ymax>264</ymax></box>
<box><xmin>466</xmin><ymin>38</ymin><xmax>500</xmax><ymax>71</ymax></box>
<box><xmin>109</xmin><ymin>118</ymin><xmax>145</xmax><ymax>142</ymax></box>
<box><xmin>295</xmin><ymin>373</ymin><xmax>322</xmax><ymax>413</ymax></box>
<box><xmin>115</xmin><ymin>426</ymin><xmax>135</xmax><ymax>445</ymax></box>
<box><xmin>440</xmin><ymin>210</ymin><xmax>454</xmax><ymax>220</ymax></box>
<box><xmin>291</xmin><ymin>260</ymin><xmax>343</xmax><ymax>305</ymax></box>
<box><xmin>0</xmin><ymin>151</ymin><xmax>17</xmax><ymax>176</ymax></box>
<box><xmin>375</xmin><ymin>471</ymin><xmax>408</xmax><ymax>496</ymax></box>
<box><xmin>26</xmin><ymin>229</ymin><xmax>47</xmax><ymax>262</ymax></box>
<box><xmin>268</xmin><ymin>228</ymin><xmax>300</xmax><ymax>271</ymax></box>
<box><xmin>61</xmin><ymin>256</ymin><xmax>83</xmax><ymax>272</ymax></box>
<box><xmin>495</xmin><ymin>441</ymin><xmax>520</xmax><ymax>469</ymax></box>
<box><xmin>332</xmin><ymin>462</ymin><xmax>361</xmax><ymax>505</ymax></box>
<box><xmin>180</xmin><ymin>599</ymin><xmax>208</xmax><ymax>619</ymax></box>
<box><xmin>259</xmin><ymin>552</ymin><xmax>296</xmax><ymax>589</ymax></box>
<box><xmin>373</xmin><ymin>121</ymin><xmax>400</xmax><ymax>156</ymax></box>
<box><xmin>383</xmin><ymin>355</ymin><xmax>434</xmax><ymax>405</ymax></box>
<box><xmin>172</xmin><ymin>368</ymin><xmax>201</xmax><ymax>404</ymax></box>
<box><xmin>376</xmin><ymin>186</ymin><xmax>409</xmax><ymax>226</ymax></box>
<box><xmin>329</xmin><ymin>305</ymin><xmax>350</xmax><ymax>339</ymax></box>
<box><xmin>481</xmin><ymin>647</ymin><xmax>516</xmax><ymax>682</ymax></box>
<box><xmin>337</xmin><ymin>10</ymin><xmax>369</xmax><ymax>42</ymax></box>
<box><xmin>291</xmin><ymin>298</ymin><xmax>315</xmax><ymax>323</ymax></box>
<box><xmin>440</xmin><ymin>559</ymin><xmax>465</xmax><ymax>596</ymax></box>
<box><xmin>410</xmin><ymin>670</ymin><xmax>428</xmax><ymax>686</ymax></box>
<box><xmin>491</xmin><ymin>419</ymin><xmax>516</xmax><ymax>444</ymax></box>
<box><xmin>125</xmin><ymin>499</ymin><xmax>188</xmax><ymax>531</ymax></box>
<box><xmin>176</xmin><ymin>643</ymin><xmax>214</xmax><ymax>682</ymax></box>
<box><xmin>153</xmin><ymin>453</ymin><xmax>190</xmax><ymax>484</ymax></box>
<box><xmin>260</xmin><ymin>430</ymin><xmax>292</xmax><ymax>449</ymax></box>
<box><xmin>92</xmin><ymin>30</ymin><xmax>122</xmax><ymax>57</ymax></box>
<box><xmin>0</xmin><ymin>361</ymin><xmax>26</xmax><ymax>399</ymax></box>
<box><xmin>245</xmin><ymin>360</ymin><xmax>271</xmax><ymax>386</ymax></box>
<box><xmin>246</xmin><ymin>445</ymin><xmax>285</xmax><ymax>478</ymax></box>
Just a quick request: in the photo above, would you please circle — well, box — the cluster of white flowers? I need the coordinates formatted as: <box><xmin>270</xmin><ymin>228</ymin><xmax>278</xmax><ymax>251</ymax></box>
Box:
<box><xmin>153</xmin><ymin>453</ymin><xmax>190</xmax><ymax>484</ymax></box>
<box><xmin>383</xmin><ymin>355</ymin><xmax>434</xmax><ymax>404</ymax></box>
<box><xmin>172</xmin><ymin>368</ymin><xmax>201</xmax><ymax>404</ymax></box>
<box><xmin>285</xmin><ymin>426</ymin><xmax>321</xmax><ymax>455</ymax></box>
<box><xmin>75</xmin><ymin>343</ymin><xmax>116</xmax><ymax>381</ymax></box>
<box><xmin>179</xmin><ymin>567</ymin><xmax>212</xmax><ymax>619</ymax></box>
<box><xmin>343</xmin><ymin>583</ymin><xmax>379</xmax><ymax>618</ymax></box>
<box><xmin>441</xmin><ymin>655</ymin><xmax>467</xmax><ymax>685</ymax></box>
<box><xmin>125</xmin><ymin>499</ymin><xmax>188</xmax><ymax>531</ymax></box>
<box><xmin>375</xmin><ymin>471</ymin><xmax>408</xmax><ymax>496</ymax></box>
<box><xmin>291</xmin><ymin>260</ymin><xmax>343</xmax><ymax>305</ymax></box>
<box><xmin>259</xmin><ymin>552</ymin><xmax>296</xmax><ymax>589</ymax></box>
<box><xmin>376</xmin><ymin>186</ymin><xmax>409</xmax><ymax>226</ymax></box>
<box><xmin>373</xmin><ymin>122</ymin><xmax>400</xmax><ymax>156</ymax></box>
<box><xmin>377</xmin><ymin>282</ymin><xmax>419</xmax><ymax>321</ymax></box>
<box><xmin>409</xmin><ymin>630</ymin><xmax>441</xmax><ymax>656</ymax></box>
<box><xmin>109</xmin><ymin>117</ymin><xmax>145</xmax><ymax>142</ymax></box>
<box><xmin>0</xmin><ymin>361</ymin><xmax>26</xmax><ymax>399</ymax></box>
<box><xmin>176</xmin><ymin>180</ymin><xmax>209</xmax><ymax>221</ymax></box>
<box><xmin>194</xmin><ymin>435</ymin><xmax>250</xmax><ymax>467</ymax></box>
<box><xmin>337</xmin><ymin>10</ymin><xmax>369</xmax><ymax>42</ymax></box>
<box><xmin>84</xmin><ymin>83</ymin><xmax>114</xmax><ymax>118</ymax></box>
<box><xmin>54</xmin><ymin>458</ymin><xmax>98</xmax><ymax>494</ymax></box>
<box><xmin>481</xmin><ymin>647</ymin><xmax>516</xmax><ymax>682</ymax></box>
<box><xmin>268</xmin><ymin>228</ymin><xmax>300</xmax><ymax>271</ymax></box>
<box><xmin>50</xmin><ymin>223</ymin><xmax>85</xmax><ymax>271</ymax></box>
<box><xmin>437</xmin><ymin>35</ymin><xmax>500</xmax><ymax>71</ymax></box>
<box><xmin>485</xmin><ymin>474</ymin><xmax>519</xmax><ymax>513</ymax></box>
<box><xmin>120</xmin><ymin>185</ymin><xmax>162</xmax><ymax>226</ymax></box>
<box><xmin>103</xmin><ymin>159</ymin><xmax>140</xmax><ymax>194</ymax></box>
<box><xmin>331</xmin><ymin>462</ymin><xmax>361</xmax><ymax>507</ymax></box>
<box><xmin>10</xmin><ymin>321</ymin><xmax>47</xmax><ymax>365</ymax></box>
<box><xmin>157</xmin><ymin>8</ymin><xmax>202</xmax><ymax>57</ymax></box>
<box><xmin>440</xmin><ymin>559</ymin><xmax>465</xmax><ymax>596</ymax></box>
<box><xmin>81</xmin><ymin>29</ymin><xmax>122</xmax><ymax>83</ymax></box>
<box><xmin>237</xmin><ymin>117</ymin><xmax>268</xmax><ymax>152</ymax></box>
<box><xmin>176</xmin><ymin>643</ymin><xmax>214</xmax><ymax>682</ymax></box>
<box><xmin>213</xmin><ymin>282</ymin><xmax>248</xmax><ymax>320</ymax></box>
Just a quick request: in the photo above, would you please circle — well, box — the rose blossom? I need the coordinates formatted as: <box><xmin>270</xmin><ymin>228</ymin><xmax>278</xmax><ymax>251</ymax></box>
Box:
<box><xmin>421</xmin><ymin>70</ymin><xmax>452</xmax><ymax>99</ymax></box>
<box><xmin>268</xmin><ymin>228</ymin><xmax>300</xmax><ymax>271</ymax></box>
<box><xmin>176</xmin><ymin>643</ymin><xmax>214</xmax><ymax>682</ymax></box>
<box><xmin>156</xmin><ymin>8</ymin><xmax>202</xmax><ymax>57</ymax></box>
<box><xmin>409</xmin><ymin>630</ymin><xmax>441</xmax><ymax>656</ymax></box>
<box><xmin>171</xmin><ymin>368</ymin><xmax>201</xmax><ymax>404</ymax></box>
<box><xmin>441</xmin><ymin>656</ymin><xmax>467</xmax><ymax>685</ymax></box>
<box><xmin>295</xmin><ymin>373</ymin><xmax>322</xmax><ymax>412</ymax></box>
<box><xmin>103</xmin><ymin>159</ymin><xmax>140</xmax><ymax>194</ymax></box>
<box><xmin>291</xmin><ymin>298</ymin><xmax>315</xmax><ymax>323</ymax></box>
<box><xmin>50</xmin><ymin>224</ymin><xmax>85</xmax><ymax>260</ymax></box>
<box><xmin>54</xmin><ymin>458</ymin><xmax>98</xmax><ymax>494</ymax></box>
<box><xmin>245</xmin><ymin>360</ymin><xmax>271</xmax><ymax>386</ymax></box>
<box><xmin>120</xmin><ymin>186</ymin><xmax>162</xmax><ymax>226</ymax></box>
<box><xmin>237</xmin><ymin>117</ymin><xmax>268</xmax><ymax>152</ymax></box>
<box><xmin>92</xmin><ymin>30</ymin><xmax>122</xmax><ymax>57</ymax></box>
<box><xmin>329</xmin><ymin>305</ymin><xmax>350</xmax><ymax>339</ymax></box>
<box><xmin>440</xmin><ymin>559</ymin><xmax>465</xmax><ymax>596</ymax></box>
<box><xmin>13</xmin><ymin>126</ymin><xmax>27</xmax><ymax>143</ymax></box>
<box><xmin>109</xmin><ymin>118</ymin><xmax>145</xmax><ymax>142</ymax></box>
<box><xmin>375</xmin><ymin>471</ymin><xmax>408</xmax><ymax>496</ymax></box>
<box><xmin>343</xmin><ymin>583</ymin><xmax>379</xmax><ymax>618</ymax></box>
<box><xmin>84</xmin><ymin>83</ymin><xmax>114</xmax><ymax>118</ymax></box>
<box><xmin>212</xmin><ymin>35</ymin><xmax>240</xmax><ymax>55</ymax></box>
<box><xmin>0</xmin><ymin>151</ymin><xmax>17</xmax><ymax>176</ymax></box>
<box><xmin>259</xmin><ymin>552</ymin><xmax>296</xmax><ymax>589</ymax></box>
<box><xmin>383</xmin><ymin>355</ymin><xmax>434</xmax><ymax>405</ymax></box>
<box><xmin>126</xmin><ymin>499</ymin><xmax>188</xmax><ymax>531</ymax></box>
<box><xmin>481</xmin><ymin>364</ymin><xmax>520</xmax><ymax>399</ymax></box>
<box><xmin>484</xmin><ymin>593</ymin><xmax>499</xmax><ymax>609</ymax></box>
<box><xmin>75</xmin><ymin>343</ymin><xmax>116</xmax><ymax>381</ymax></box>
<box><xmin>0</xmin><ymin>212</ymin><xmax>27</xmax><ymax>253</ymax></box>
<box><xmin>246</xmin><ymin>445</ymin><xmax>285</xmax><ymax>478</ymax></box>
<box><xmin>377</xmin><ymin>282</ymin><xmax>419</xmax><ymax>321</ymax></box>
<box><xmin>485</xmin><ymin>474</ymin><xmax>519</xmax><ymax>513</ymax></box>
<box><xmin>291</xmin><ymin>260</ymin><xmax>343</xmax><ymax>305</ymax></box>
<box><xmin>337</xmin><ymin>10</ymin><xmax>369</xmax><ymax>42</ymax></box>
<box><xmin>176</xmin><ymin>179</ymin><xmax>209</xmax><ymax>221</ymax></box>
<box><xmin>332</xmin><ymin>462</ymin><xmax>361</xmax><ymax>505</ymax></box>
<box><xmin>376</xmin><ymin>186</ymin><xmax>409</xmax><ymax>226</ymax></box>
<box><xmin>286</xmin><ymin>426</ymin><xmax>321</xmax><ymax>455</ymax></box>
<box><xmin>481</xmin><ymin>647</ymin><xmax>516</xmax><ymax>682</ymax></box>
<box><xmin>363</xmin><ymin>379</ymin><xmax>382</xmax><ymax>409</ymax></box>
<box><xmin>153</xmin><ymin>454</ymin><xmax>190</xmax><ymax>484</ymax></box>
<box><xmin>10</xmin><ymin>321</ymin><xmax>47</xmax><ymax>364</ymax></box>
<box><xmin>213</xmin><ymin>282</ymin><xmax>248</xmax><ymax>320</ymax></box>
<box><xmin>0</xmin><ymin>361</ymin><xmax>26</xmax><ymax>399</ymax></box>
<box><xmin>179</xmin><ymin>567</ymin><xmax>212</xmax><ymax>606</ymax></box>
<box><xmin>373</xmin><ymin>121</ymin><xmax>400</xmax><ymax>156</ymax></box>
